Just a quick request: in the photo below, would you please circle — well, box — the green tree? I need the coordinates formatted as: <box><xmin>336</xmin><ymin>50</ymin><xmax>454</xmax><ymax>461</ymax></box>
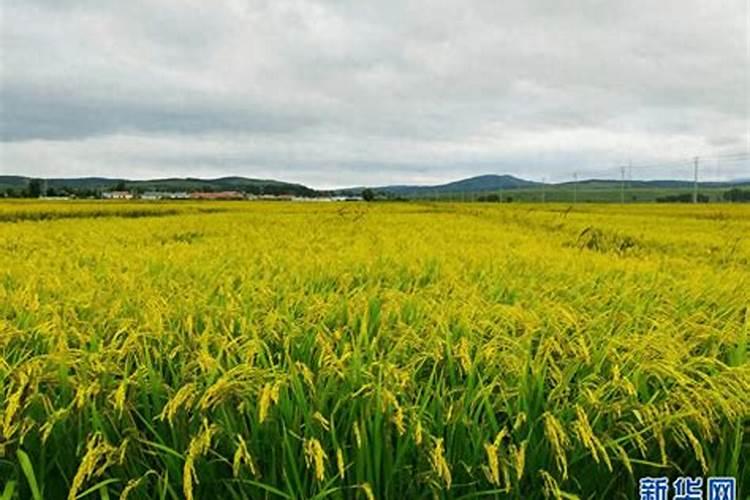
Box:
<box><xmin>27</xmin><ymin>179</ymin><xmax>44</xmax><ymax>198</ymax></box>
<box><xmin>723</xmin><ymin>188</ymin><xmax>750</xmax><ymax>202</ymax></box>
<box><xmin>362</xmin><ymin>189</ymin><xmax>375</xmax><ymax>202</ymax></box>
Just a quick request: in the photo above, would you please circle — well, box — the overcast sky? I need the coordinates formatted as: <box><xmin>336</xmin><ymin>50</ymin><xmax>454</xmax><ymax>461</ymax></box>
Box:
<box><xmin>1</xmin><ymin>0</ymin><xmax>748</xmax><ymax>188</ymax></box>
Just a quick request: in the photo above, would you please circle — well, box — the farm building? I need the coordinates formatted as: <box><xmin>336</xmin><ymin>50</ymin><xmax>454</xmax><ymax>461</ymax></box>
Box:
<box><xmin>141</xmin><ymin>191</ymin><xmax>190</xmax><ymax>200</ymax></box>
<box><xmin>190</xmin><ymin>191</ymin><xmax>244</xmax><ymax>200</ymax></box>
<box><xmin>101</xmin><ymin>191</ymin><xmax>133</xmax><ymax>199</ymax></box>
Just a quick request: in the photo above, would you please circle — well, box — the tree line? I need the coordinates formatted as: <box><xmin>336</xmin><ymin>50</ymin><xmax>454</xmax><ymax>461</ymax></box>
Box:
<box><xmin>1</xmin><ymin>179</ymin><xmax>319</xmax><ymax>199</ymax></box>
<box><xmin>3</xmin><ymin>179</ymin><xmax>750</xmax><ymax>203</ymax></box>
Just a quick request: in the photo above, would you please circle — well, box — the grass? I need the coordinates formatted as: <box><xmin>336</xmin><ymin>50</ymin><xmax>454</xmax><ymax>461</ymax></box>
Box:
<box><xmin>1</xmin><ymin>201</ymin><xmax>748</xmax><ymax>499</ymax></box>
<box><xmin>410</xmin><ymin>186</ymin><xmax>735</xmax><ymax>203</ymax></box>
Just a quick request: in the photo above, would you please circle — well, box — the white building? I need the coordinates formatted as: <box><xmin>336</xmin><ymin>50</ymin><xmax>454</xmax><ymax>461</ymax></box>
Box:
<box><xmin>141</xmin><ymin>191</ymin><xmax>190</xmax><ymax>200</ymax></box>
<box><xmin>101</xmin><ymin>191</ymin><xmax>133</xmax><ymax>200</ymax></box>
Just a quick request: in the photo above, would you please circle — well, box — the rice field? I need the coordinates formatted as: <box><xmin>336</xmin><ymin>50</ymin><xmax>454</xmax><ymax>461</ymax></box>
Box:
<box><xmin>1</xmin><ymin>201</ymin><xmax>748</xmax><ymax>499</ymax></box>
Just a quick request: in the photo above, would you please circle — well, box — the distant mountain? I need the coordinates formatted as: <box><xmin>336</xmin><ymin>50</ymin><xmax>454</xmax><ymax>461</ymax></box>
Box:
<box><xmin>332</xmin><ymin>174</ymin><xmax>750</xmax><ymax>201</ymax></box>
<box><xmin>0</xmin><ymin>176</ymin><xmax>32</xmax><ymax>189</ymax></box>
<box><xmin>353</xmin><ymin>174</ymin><xmax>540</xmax><ymax>195</ymax></box>
<box><xmin>0</xmin><ymin>175</ymin><xmax>318</xmax><ymax>196</ymax></box>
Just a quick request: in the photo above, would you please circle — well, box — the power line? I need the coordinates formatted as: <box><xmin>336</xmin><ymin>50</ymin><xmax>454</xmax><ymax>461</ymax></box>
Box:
<box><xmin>570</xmin><ymin>151</ymin><xmax>748</xmax><ymax>178</ymax></box>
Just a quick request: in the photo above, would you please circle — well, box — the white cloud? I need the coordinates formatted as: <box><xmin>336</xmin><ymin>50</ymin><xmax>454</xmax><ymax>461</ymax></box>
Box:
<box><xmin>1</xmin><ymin>0</ymin><xmax>747</xmax><ymax>186</ymax></box>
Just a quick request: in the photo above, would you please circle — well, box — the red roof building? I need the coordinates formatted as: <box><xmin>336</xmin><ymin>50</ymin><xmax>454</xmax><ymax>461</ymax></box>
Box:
<box><xmin>189</xmin><ymin>191</ymin><xmax>244</xmax><ymax>200</ymax></box>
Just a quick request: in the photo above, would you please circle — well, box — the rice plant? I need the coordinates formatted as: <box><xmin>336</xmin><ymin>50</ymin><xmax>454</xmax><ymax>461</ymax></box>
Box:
<box><xmin>1</xmin><ymin>201</ymin><xmax>748</xmax><ymax>499</ymax></box>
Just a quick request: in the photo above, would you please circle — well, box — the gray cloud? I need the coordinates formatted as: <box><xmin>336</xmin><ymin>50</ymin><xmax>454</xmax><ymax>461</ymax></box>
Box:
<box><xmin>1</xmin><ymin>0</ymin><xmax>747</xmax><ymax>186</ymax></box>
<box><xmin>0</xmin><ymin>82</ymin><xmax>320</xmax><ymax>140</ymax></box>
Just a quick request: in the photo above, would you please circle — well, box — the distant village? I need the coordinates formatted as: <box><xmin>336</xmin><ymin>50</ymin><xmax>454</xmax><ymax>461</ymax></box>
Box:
<box><xmin>94</xmin><ymin>191</ymin><xmax>364</xmax><ymax>202</ymax></box>
<box><xmin>0</xmin><ymin>177</ymin><xmax>369</xmax><ymax>201</ymax></box>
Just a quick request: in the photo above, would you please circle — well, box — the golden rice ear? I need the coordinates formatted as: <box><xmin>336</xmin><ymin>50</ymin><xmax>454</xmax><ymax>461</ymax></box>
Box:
<box><xmin>336</xmin><ymin>447</ymin><xmax>346</xmax><ymax>479</ymax></box>
<box><xmin>483</xmin><ymin>442</ymin><xmax>500</xmax><ymax>486</ymax></box>
<box><xmin>303</xmin><ymin>438</ymin><xmax>327</xmax><ymax>482</ymax></box>
<box><xmin>67</xmin><ymin>433</ymin><xmax>118</xmax><ymax>500</ymax></box>
<box><xmin>183</xmin><ymin>420</ymin><xmax>218</xmax><ymax>500</ymax></box>
<box><xmin>429</xmin><ymin>438</ymin><xmax>452</xmax><ymax>490</ymax></box>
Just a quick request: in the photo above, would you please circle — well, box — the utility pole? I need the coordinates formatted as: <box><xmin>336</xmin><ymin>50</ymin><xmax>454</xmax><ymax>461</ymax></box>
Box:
<box><xmin>573</xmin><ymin>172</ymin><xmax>578</xmax><ymax>204</ymax></box>
<box><xmin>620</xmin><ymin>166</ymin><xmax>626</xmax><ymax>204</ymax></box>
<box><xmin>692</xmin><ymin>156</ymin><xmax>699</xmax><ymax>204</ymax></box>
